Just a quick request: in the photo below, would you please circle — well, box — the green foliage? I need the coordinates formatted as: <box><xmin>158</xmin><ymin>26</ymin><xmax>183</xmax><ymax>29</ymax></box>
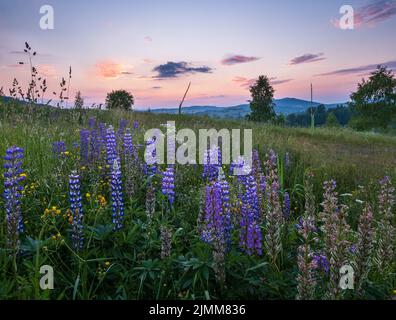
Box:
<box><xmin>105</xmin><ymin>90</ymin><xmax>134</xmax><ymax>111</ymax></box>
<box><xmin>326</xmin><ymin>112</ymin><xmax>340</xmax><ymax>128</ymax></box>
<box><xmin>350</xmin><ymin>66</ymin><xmax>396</xmax><ymax>130</ymax></box>
<box><xmin>248</xmin><ymin>75</ymin><xmax>276</xmax><ymax>122</ymax></box>
<box><xmin>287</xmin><ymin>104</ymin><xmax>352</xmax><ymax>127</ymax></box>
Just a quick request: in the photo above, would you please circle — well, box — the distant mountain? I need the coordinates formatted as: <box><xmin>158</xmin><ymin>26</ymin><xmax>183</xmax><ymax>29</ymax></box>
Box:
<box><xmin>147</xmin><ymin>98</ymin><xmax>347</xmax><ymax>119</ymax></box>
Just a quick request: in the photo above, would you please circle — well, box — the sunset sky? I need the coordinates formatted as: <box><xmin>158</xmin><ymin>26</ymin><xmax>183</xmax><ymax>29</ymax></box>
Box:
<box><xmin>1</xmin><ymin>0</ymin><xmax>396</xmax><ymax>108</ymax></box>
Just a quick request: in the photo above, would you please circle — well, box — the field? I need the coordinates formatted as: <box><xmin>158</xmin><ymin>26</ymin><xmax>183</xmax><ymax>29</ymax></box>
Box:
<box><xmin>0</xmin><ymin>100</ymin><xmax>395</xmax><ymax>300</ymax></box>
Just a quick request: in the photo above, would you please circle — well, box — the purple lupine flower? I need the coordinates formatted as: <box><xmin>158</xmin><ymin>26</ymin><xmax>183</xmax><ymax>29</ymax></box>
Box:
<box><xmin>162</xmin><ymin>166</ymin><xmax>175</xmax><ymax>205</ymax></box>
<box><xmin>105</xmin><ymin>125</ymin><xmax>118</xmax><ymax>168</ymax></box>
<box><xmin>123</xmin><ymin>128</ymin><xmax>134</xmax><ymax>156</ymax></box>
<box><xmin>69</xmin><ymin>171</ymin><xmax>84</xmax><ymax>251</ymax></box>
<box><xmin>201</xmin><ymin>182</ymin><xmax>225</xmax><ymax>244</ymax></box>
<box><xmin>133</xmin><ymin>120</ymin><xmax>139</xmax><ymax>130</ymax></box>
<box><xmin>118</xmin><ymin>119</ymin><xmax>128</xmax><ymax>136</ymax></box>
<box><xmin>218</xmin><ymin>175</ymin><xmax>232</xmax><ymax>247</ymax></box>
<box><xmin>312</xmin><ymin>254</ymin><xmax>330</xmax><ymax>274</ymax></box>
<box><xmin>80</xmin><ymin>129</ymin><xmax>90</xmax><ymax>164</ymax></box>
<box><xmin>99</xmin><ymin>122</ymin><xmax>107</xmax><ymax>145</ymax></box>
<box><xmin>88</xmin><ymin>117</ymin><xmax>96</xmax><ymax>129</ymax></box>
<box><xmin>144</xmin><ymin>136</ymin><xmax>159</xmax><ymax>176</ymax></box>
<box><xmin>283</xmin><ymin>192</ymin><xmax>291</xmax><ymax>219</ymax></box>
<box><xmin>117</xmin><ymin>119</ymin><xmax>128</xmax><ymax>153</ymax></box>
<box><xmin>239</xmin><ymin>175</ymin><xmax>262</xmax><ymax>255</ymax></box>
<box><xmin>89</xmin><ymin>128</ymin><xmax>101</xmax><ymax>163</ymax></box>
<box><xmin>3</xmin><ymin>146</ymin><xmax>25</xmax><ymax>249</ymax></box>
<box><xmin>203</xmin><ymin>147</ymin><xmax>220</xmax><ymax>182</ymax></box>
<box><xmin>52</xmin><ymin>141</ymin><xmax>66</xmax><ymax>157</ymax></box>
<box><xmin>110</xmin><ymin>159</ymin><xmax>124</xmax><ymax>231</ymax></box>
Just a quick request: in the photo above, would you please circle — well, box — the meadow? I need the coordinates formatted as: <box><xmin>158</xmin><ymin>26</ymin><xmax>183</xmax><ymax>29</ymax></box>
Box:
<box><xmin>0</xmin><ymin>100</ymin><xmax>395</xmax><ymax>300</ymax></box>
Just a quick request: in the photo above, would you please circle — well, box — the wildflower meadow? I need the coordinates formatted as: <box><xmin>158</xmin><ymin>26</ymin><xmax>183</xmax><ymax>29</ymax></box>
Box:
<box><xmin>0</xmin><ymin>102</ymin><xmax>395</xmax><ymax>300</ymax></box>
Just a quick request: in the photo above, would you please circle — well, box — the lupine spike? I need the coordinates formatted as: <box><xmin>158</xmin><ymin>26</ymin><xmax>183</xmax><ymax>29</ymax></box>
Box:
<box><xmin>3</xmin><ymin>146</ymin><xmax>25</xmax><ymax>250</ymax></box>
<box><xmin>162</xmin><ymin>166</ymin><xmax>175</xmax><ymax>205</ymax></box>
<box><xmin>110</xmin><ymin>159</ymin><xmax>124</xmax><ymax>231</ymax></box>
<box><xmin>69</xmin><ymin>171</ymin><xmax>84</xmax><ymax>251</ymax></box>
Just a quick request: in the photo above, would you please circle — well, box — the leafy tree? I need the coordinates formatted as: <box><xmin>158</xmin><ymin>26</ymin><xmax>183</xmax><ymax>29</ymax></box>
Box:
<box><xmin>248</xmin><ymin>75</ymin><xmax>276</xmax><ymax>122</ymax></box>
<box><xmin>326</xmin><ymin>112</ymin><xmax>340</xmax><ymax>127</ymax></box>
<box><xmin>74</xmin><ymin>91</ymin><xmax>84</xmax><ymax>109</ymax></box>
<box><xmin>105</xmin><ymin>90</ymin><xmax>134</xmax><ymax>111</ymax></box>
<box><xmin>350</xmin><ymin>66</ymin><xmax>396</xmax><ymax>129</ymax></box>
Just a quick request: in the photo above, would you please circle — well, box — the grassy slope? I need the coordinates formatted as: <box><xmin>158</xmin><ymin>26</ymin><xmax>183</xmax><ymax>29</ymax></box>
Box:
<box><xmin>0</xmin><ymin>101</ymin><xmax>395</xmax><ymax>299</ymax></box>
<box><xmin>2</xmin><ymin>101</ymin><xmax>395</xmax><ymax>190</ymax></box>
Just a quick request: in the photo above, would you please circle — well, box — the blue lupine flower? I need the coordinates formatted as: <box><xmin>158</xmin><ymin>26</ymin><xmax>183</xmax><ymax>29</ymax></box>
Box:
<box><xmin>110</xmin><ymin>159</ymin><xmax>124</xmax><ymax>231</ymax></box>
<box><xmin>80</xmin><ymin>129</ymin><xmax>90</xmax><ymax>164</ymax></box>
<box><xmin>105</xmin><ymin>125</ymin><xmax>118</xmax><ymax>168</ymax></box>
<box><xmin>3</xmin><ymin>146</ymin><xmax>25</xmax><ymax>249</ymax></box>
<box><xmin>52</xmin><ymin>141</ymin><xmax>66</xmax><ymax>157</ymax></box>
<box><xmin>312</xmin><ymin>254</ymin><xmax>330</xmax><ymax>274</ymax></box>
<box><xmin>69</xmin><ymin>171</ymin><xmax>84</xmax><ymax>251</ymax></box>
<box><xmin>162</xmin><ymin>166</ymin><xmax>175</xmax><ymax>205</ymax></box>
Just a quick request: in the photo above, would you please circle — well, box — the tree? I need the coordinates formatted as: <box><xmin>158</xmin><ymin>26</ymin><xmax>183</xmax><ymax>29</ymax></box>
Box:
<box><xmin>350</xmin><ymin>66</ymin><xmax>396</xmax><ymax>129</ymax></box>
<box><xmin>248</xmin><ymin>75</ymin><xmax>276</xmax><ymax>122</ymax></box>
<box><xmin>74</xmin><ymin>91</ymin><xmax>84</xmax><ymax>109</ymax></box>
<box><xmin>326</xmin><ymin>112</ymin><xmax>340</xmax><ymax>127</ymax></box>
<box><xmin>105</xmin><ymin>90</ymin><xmax>134</xmax><ymax>111</ymax></box>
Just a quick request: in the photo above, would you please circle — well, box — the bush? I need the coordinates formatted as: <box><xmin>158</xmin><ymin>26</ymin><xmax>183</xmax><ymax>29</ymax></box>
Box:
<box><xmin>105</xmin><ymin>90</ymin><xmax>134</xmax><ymax>111</ymax></box>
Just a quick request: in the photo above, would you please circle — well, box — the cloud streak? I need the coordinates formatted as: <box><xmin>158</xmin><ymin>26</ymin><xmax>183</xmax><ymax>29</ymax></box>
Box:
<box><xmin>153</xmin><ymin>61</ymin><xmax>212</xmax><ymax>79</ymax></box>
<box><xmin>332</xmin><ymin>0</ymin><xmax>396</xmax><ymax>28</ymax></box>
<box><xmin>317</xmin><ymin>60</ymin><xmax>396</xmax><ymax>76</ymax></box>
<box><xmin>289</xmin><ymin>53</ymin><xmax>326</xmax><ymax>65</ymax></box>
<box><xmin>233</xmin><ymin>76</ymin><xmax>293</xmax><ymax>88</ymax></box>
<box><xmin>221</xmin><ymin>55</ymin><xmax>260</xmax><ymax>65</ymax></box>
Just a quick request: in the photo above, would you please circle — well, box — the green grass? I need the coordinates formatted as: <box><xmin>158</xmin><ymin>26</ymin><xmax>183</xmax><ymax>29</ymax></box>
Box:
<box><xmin>0</xmin><ymin>100</ymin><xmax>395</xmax><ymax>300</ymax></box>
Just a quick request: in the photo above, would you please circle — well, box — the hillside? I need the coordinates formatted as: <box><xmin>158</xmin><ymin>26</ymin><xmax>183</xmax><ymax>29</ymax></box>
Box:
<box><xmin>148</xmin><ymin>98</ymin><xmax>346</xmax><ymax>119</ymax></box>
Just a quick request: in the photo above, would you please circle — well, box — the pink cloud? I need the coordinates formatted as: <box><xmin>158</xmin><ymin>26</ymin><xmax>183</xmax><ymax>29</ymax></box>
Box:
<box><xmin>221</xmin><ymin>55</ymin><xmax>260</xmax><ymax>65</ymax></box>
<box><xmin>95</xmin><ymin>60</ymin><xmax>132</xmax><ymax>79</ymax></box>
<box><xmin>233</xmin><ymin>76</ymin><xmax>293</xmax><ymax>88</ymax></box>
<box><xmin>232</xmin><ymin>76</ymin><xmax>256</xmax><ymax>88</ymax></box>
